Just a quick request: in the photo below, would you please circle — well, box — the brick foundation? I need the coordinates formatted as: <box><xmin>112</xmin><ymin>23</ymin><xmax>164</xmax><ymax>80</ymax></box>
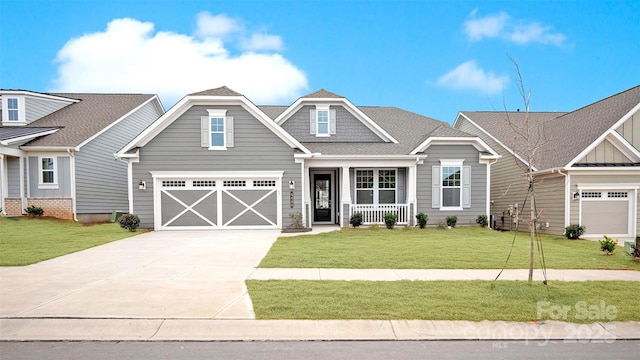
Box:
<box><xmin>3</xmin><ymin>198</ymin><xmax>23</xmax><ymax>216</ymax></box>
<box><xmin>26</xmin><ymin>198</ymin><xmax>73</xmax><ymax>220</ymax></box>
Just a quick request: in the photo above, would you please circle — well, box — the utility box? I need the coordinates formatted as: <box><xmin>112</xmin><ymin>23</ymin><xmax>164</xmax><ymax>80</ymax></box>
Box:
<box><xmin>110</xmin><ymin>211</ymin><xmax>123</xmax><ymax>223</ymax></box>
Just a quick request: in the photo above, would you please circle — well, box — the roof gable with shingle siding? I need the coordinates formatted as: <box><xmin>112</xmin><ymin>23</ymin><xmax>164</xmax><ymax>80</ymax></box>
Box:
<box><xmin>23</xmin><ymin>93</ymin><xmax>158</xmax><ymax>148</ymax></box>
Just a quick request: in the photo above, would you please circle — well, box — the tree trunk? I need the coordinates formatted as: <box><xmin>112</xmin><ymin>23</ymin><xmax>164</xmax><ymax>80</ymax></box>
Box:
<box><xmin>528</xmin><ymin>188</ymin><xmax>535</xmax><ymax>283</ymax></box>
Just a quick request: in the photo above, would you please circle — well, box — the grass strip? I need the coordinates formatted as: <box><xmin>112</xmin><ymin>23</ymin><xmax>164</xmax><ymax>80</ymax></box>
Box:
<box><xmin>247</xmin><ymin>280</ymin><xmax>640</xmax><ymax>323</ymax></box>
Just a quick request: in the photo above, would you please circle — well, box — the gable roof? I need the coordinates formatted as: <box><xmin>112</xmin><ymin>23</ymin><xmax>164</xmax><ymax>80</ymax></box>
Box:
<box><xmin>22</xmin><ymin>93</ymin><xmax>159</xmax><ymax>149</ymax></box>
<box><xmin>301</xmin><ymin>89</ymin><xmax>345</xmax><ymax>99</ymax></box>
<box><xmin>458</xmin><ymin>85</ymin><xmax>640</xmax><ymax>170</ymax></box>
<box><xmin>118</xmin><ymin>87</ymin><xmax>311</xmax><ymax>156</ymax></box>
<box><xmin>0</xmin><ymin>127</ymin><xmax>60</xmax><ymax>146</ymax></box>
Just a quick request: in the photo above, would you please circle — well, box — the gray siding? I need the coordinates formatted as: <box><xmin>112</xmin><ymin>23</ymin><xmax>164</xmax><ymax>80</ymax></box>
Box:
<box><xmin>28</xmin><ymin>156</ymin><xmax>72</xmax><ymax>197</ymax></box>
<box><xmin>416</xmin><ymin>144</ymin><xmax>487</xmax><ymax>226</ymax></box>
<box><xmin>7</xmin><ymin>157</ymin><xmax>20</xmax><ymax>197</ymax></box>
<box><xmin>24</xmin><ymin>97</ymin><xmax>71</xmax><ymax>124</ymax></box>
<box><xmin>456</xmin><ymin>117</ymin><xmax>531</xmax><ymax>225</ymax></box>
<box><xmin>282</xmin><ymin>105</ymin><xmax>383</xmax><ymax>142</ymax></box>
<box><xmin>75</xmin><ymin>100</ymin><xmax>162</xmax><ymax>214</ymax></box>
<box><xmin>132</xmin><ymin>104</ymin><xmax>302</xmax><ymax>228</ymax></box>
<box><xmin>615</xmin><ymin>110</ymin><xmax>639</xmax><ymax>150</ymax></box>
<box><xmin>530</xmin><ymin>175</ymin><xmax>566</xmax><ymax>235</ymax></box>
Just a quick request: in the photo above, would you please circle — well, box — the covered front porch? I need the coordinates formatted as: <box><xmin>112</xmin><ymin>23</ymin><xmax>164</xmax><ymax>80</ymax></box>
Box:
<box><xmin>298</xmin><ymin>155</ymin><xmax>425</xmax><ymax>228</ymax></box>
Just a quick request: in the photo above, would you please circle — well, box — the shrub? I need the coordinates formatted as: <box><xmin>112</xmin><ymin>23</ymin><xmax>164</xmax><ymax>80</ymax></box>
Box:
<box><xmin>289</xmin><ymin>213</ymin><xmax>304</xmax><ymax>229</ymax></box>
<box><xmin>599</xmin><ymin>235</ymin><xmax>618</xmax><ymax>254</ymax></box>
<box><xmin>384</xmin><ymin>212</ymin><xmax>398</xmax><ymax>229</ymax></box>
<box><xmin>118</xmin><ymin>213</ymin><xmax>140</xmax><ymax>232</ymax></box>
<box><xmin>476</xmin><ymin>214</ymin><xmax>488</xmax><ymax>228</ymax></box>
<box><xmin>350</xmin><ymin>212</ymin><xmax>363</xmax><ymax>227</ymax></box>
<box><xmin>446</xmin><ymin>215</ymin><xmax>457</xmax><ymax>228</ymax></box>
<box><xmin>630</xmin><ymin>240</ymin><xmax>640</xmax><ymax>262</ymax></box>
<box><xmin>415</xmin><ymin>212</ymin><xmax>428</xmax><ymax>229</ymax></box>
<box><xmin>24</xmin><ymin>205</ymin><xmax>44</xmax><ymax>217</ymax></box>
<box><xmin>436</xmin><ymin>220</ymin><xmax>447</xmax><ymax>229</ymax></box>
<box><xmin>565</xmin><ymin>224</ymin><xmax>585</xmax><ymax>240</ymax></box>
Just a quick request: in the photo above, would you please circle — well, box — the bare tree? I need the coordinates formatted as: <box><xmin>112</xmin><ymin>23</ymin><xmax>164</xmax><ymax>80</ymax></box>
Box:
<box><xmin>503</xmin><ymin>55</ymin><xmax>552</xmax><ymax>283</ymax></box>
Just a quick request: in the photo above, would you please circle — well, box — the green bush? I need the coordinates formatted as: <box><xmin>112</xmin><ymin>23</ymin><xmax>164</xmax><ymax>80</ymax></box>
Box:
<box><xmin>118</xmin><ymin>213</ymin><xmax>140</xmax><ymax>232</ymax></box>
<box><xmin>289</xmin><ymin>213</ymin><xmax>304</xmax><ymax>229</ymax></box>
<box><xmin>350</xmin><ymin>212</ymin><xmax>363</xmax><ymax>227</ymax></box>
<box><xmin>565</xmin><ymin>224</ymin><xmax>585</xmax><ymax>240</ymax></box>
<box><xmin>24</xmin><ymin>205</ymin><xmax>44</xmax><ymax>217</ymax></box>
<box><xmin>415</xmin><ymin>212</ymin><xmax>428</xmax><ymax>229</ymax></box>
<box><xmin>476</xmin><ymin>214</ymin><xmax>488</xmax><ymax>228</ymax></box>
<box><xmin>384</xmin><ymin>212</ymin><xmax>398</xmax><ymax>229</ymax></box>
<box><xmin>599</xmin><ymin>235</ymin><xmax>617</xmax><ymax>254</ymax></box>
<box><xmin>446</xmin><ymin>215</ymin><xmax>457</xmax><ymax>227</ymax></box>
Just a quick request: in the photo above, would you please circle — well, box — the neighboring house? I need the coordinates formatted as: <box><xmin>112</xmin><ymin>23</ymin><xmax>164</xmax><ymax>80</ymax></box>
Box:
<box><xmin>454</xmin><ymin>85</ymin><xmax>640</xmax><ymax>240</ymax></box>
<box><xmin>116</xmin><ymin>87</ymin><xmax>499</xmax><ymax>230</ymax></box>
<box><xmin>0</xmin><ymin>90</ymin><xmax>164</xmax><ymax>222</ymax></box>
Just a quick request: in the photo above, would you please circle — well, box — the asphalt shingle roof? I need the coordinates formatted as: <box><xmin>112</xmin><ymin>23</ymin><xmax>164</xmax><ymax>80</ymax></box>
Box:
<box><xmin>0</xmin><ymin>127</ymin><xmax>60</xmax><ymax>142</ymax></box>
<box><xmin>188</xmin><ymin>86</ymin><xmax>243</xmax><ymax>97</ymax></box>
<box><xmin>461</xmin><ymin>85</ymin><xmax>640</xmax><ymax>169</ymax></box>
<box><xmin>24</xmin><ymin>93</ymin><xmax>156</xmax><ymax>148</ymax></box>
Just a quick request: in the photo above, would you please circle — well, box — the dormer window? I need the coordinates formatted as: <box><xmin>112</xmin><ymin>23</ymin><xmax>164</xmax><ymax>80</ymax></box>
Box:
<box><xmin>309</xmin><ymin>105</ymin><xmax>336</xmax><ymax>137</ymax></box>
<box><xmin>200</xmin><ymin>109</ymin><xmax>234</xmax><ymax>150</ymax></box>
<box><xmin>7</xmin><ymin>98</ymin><xmax>19</xmax><ymax>121</ymax></box>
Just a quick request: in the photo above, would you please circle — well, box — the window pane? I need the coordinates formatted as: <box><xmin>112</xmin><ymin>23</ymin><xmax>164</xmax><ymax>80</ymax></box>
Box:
<box><xmin>41</xmin><ymin>158</ymin><xmax>54</xmax><ymax>170</ymax></box>
<box><xmin>7</xmin><ymin>98</ymin><xmax>18</xmax><ymax>109</ymax></box>
<box><xmin>356</xmin><ymin>189</ymin><xmax>373</xmax><ymax>204</ymax></box>
<box><xmin>442</xmin><ymin>167</ymin><xmax>460</xmax><ymax>187</ymax></box>
<box><xmin>443</xmin><ymin>188</ymin><xmax>460</xmax><ymax>207</ymax></box>
<box><xmin>42</xmin><ymin>171</ymin><xmax>54</xmax><ymax>183</ymax></box>
<box><xmin>317</xmin><ymin>122</ymin><xmax>328</xmax><ymax>134</ymax></box>
<box><xmin>356</xmin><ymin>170</ymin><xmax>373</xmax><ymax>189</ymax></box>
<box><xmin>379</xmin><ymin>190</ymin><xmax>395</xmax><ymax>204</ymax></box>
<box><xmin>211</xmin><ymin>133</ymin><xmax>224</xmax><ymax>147</ymax></box>
<box><xmin>378</xmin><ymin>170</ymin><xmax>396</xmax><ymax>189</ymax></box>
<box><xmin>317</xmin><ymin>110</ymin><xmax>328</xmax><ymax>122</ymax></box>
<box><xmin>210</xmin><ymin>117</ymin><xmax>224</xmax><ymax>131</ymax></box>
<box><xmin>8</xmin><ymin>110</ymin><xmax>19</xmax><ymax>121</ymax></box>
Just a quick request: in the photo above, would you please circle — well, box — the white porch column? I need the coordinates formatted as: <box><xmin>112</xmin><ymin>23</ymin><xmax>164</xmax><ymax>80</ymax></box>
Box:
<box><xmin>0</xmin><ymin>154</ymin><xmax>5</xmax><ymax>214</ymax></box>
<box><xmin>407</xmin><ymin>165</ymin><xmax>417</xmax><ymax>226</ymax></box>
<box><xmin>19</xmin><ymin>156</ymin><xmax>26</xmax><ymax>212</ymax></box>
<box><xmin>341</xmin><ymin>166</ymin><xmax>351</xmax><ymax>227</ymax></box>
<box><xmin>303</xmin><ymin>164</ymin><xmax>311</xmax><ymax>227</ymax></box>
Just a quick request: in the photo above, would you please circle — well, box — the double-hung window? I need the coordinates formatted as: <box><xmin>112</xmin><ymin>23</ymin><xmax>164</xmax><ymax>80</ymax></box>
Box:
<box><xmin>201</xmin><ymin>109</ymin><xmax>233</xmax><ymax>150</ymax></box>
<box><xmin>39</xmin><ymin>157</ymin><xmax>57</xmax><ymax>189</ymax></box>
<box><xmin>441</xmin><ymin>166</ymin><xmax>461</xmax><ymax>207</ymax></box>
<box><xmin>316</xmin><ymin>109</ymin><xmax>329</xmax><ymax>135</ymax></box>
<box><xmin>7</xmin><ymin>98</ymin><xmax>19</xmax><ymax>121</ymax></box>
<box><xmin>432</xmin><ymin>160</ymin><xmax>470</xmax><ymax>210</ymax></box>
<box><xmin>355</xmin><ymin>169</ymin><xmax>397</xmax><ymax>204</ymax></box>
<box><xmin>310</xmin><ymin>105</ymin><xmax>335</xmax><ymax>136</ymax></box>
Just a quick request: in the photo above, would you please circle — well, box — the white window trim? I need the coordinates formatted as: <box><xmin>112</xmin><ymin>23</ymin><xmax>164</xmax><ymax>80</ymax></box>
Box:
<box><xmin>207</xmin><ymin>109</ymin><xmax>227</xmax><ymax>150</ymax></box>
<box><xmin>2</xmin><ymin>96</ymin><xmax>26</xmax><ymax>124</ymax></box>
<box><xmin>315</xmin><ymin>105</ymin><xmax>330</xmax><ymax>137</ymax></box>
<box><xmin>354</xmin><ymin>168</ymin><xmax>397</xmax><ymax>204</ymax></box>
<box><xmin>440</xmin><ymin>160</ymin><xmax>463</xmax><ymax>211</ymax></box>
<box><xmin>38</xmin><ymin>156</ymin><xmax>59</xmax><ymax>189</ymax></box>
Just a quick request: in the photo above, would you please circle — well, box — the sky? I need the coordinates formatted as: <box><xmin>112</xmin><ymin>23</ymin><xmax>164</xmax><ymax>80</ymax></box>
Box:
<box><xmin>1</xmin><ymin>0</ymin><xmax>638</xmax><ymax>123</ymax></box>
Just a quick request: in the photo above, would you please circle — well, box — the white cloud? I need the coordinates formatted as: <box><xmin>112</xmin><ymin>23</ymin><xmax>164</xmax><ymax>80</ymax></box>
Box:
<box><xmin>436</xmin><ymin>60</ymin><xmax>508</xmax><ymax>95</ymax></box>
<box><xmin>51</xmin><ymin>15</ymin><xmax>307</xmax><ymax>106</ymax></box>
<box><xmin>463</xmin><ymin>10</ymin><xmax>567</xmax><ymax>46</ymax></box>
<box><xmin>240</xmin><ymin>33</ymin><xmax>284</xmax><ymax>51</ymax></box>
<box><xmin>463</xmin><ymin>10</ymin><xmax>509</xmax><ymax>41</ymax></box>
<box><xmin>196</xmin><ymin>12</ymin><xmax>242</xmax><ymax>38</ymax></box>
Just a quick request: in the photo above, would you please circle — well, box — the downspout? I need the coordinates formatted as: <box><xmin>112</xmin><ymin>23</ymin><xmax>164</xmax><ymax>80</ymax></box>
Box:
<box><xmin>486</xmin><ymin>158</ymin><xmax>499</xmax><ymax>217</ymax></box>
<box><xmin>115</xmin><ymin>155</ymin><xmax>133</xmax><ymax>215</ymax></box>
<box><xmin>68</xmin><ymin>149</ymin><xmax>78</xmax><ymax>222</ymax></box>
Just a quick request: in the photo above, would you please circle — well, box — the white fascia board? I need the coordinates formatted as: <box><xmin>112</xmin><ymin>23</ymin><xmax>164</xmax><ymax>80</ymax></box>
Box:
<box><xmin>19</xmin><ymin>146</ymin><xmax>75</xmax><ymax>152</ymax></box>
<box><xmin>450</xmin><ymin>112</ymin><xmax>538</xmax><ymax>171</ymax></box>
<box><xmin>0</xmin><ymin>129</ymin><xmax>60</xmax><ymax>146</ymax></box>
<box><xmin>0</xmin><ymin>90</ymin><xmax>80</xmax><ymax>104</ymax></box>
<box><xmin>275</xmin><ymin>97</ymin><xmax>398</xmax><ymax>143</ymax></box>
<box><xmin>0</xmin><ymin>147</ymin><xmax>26</xmax><ymax>157</ymax></box>
<box><xmin>118</xmin><ymin>95</ymin><xmax>311</xmax><ymax>156</ymax></box>
<box><xmin>410</xmin><ymin>136</ymin><xmax>500</xmax><ymax>157</ymax></box>
<box><xmin>300</xmin><ymin>155</ymin><xmax>427</xmax><ymax>168</ymax></box>
<box><xmin>577</xmin><ymin>183</ymin><xmax>640</xmax><ymax>190</ymax></box>
<box><xmin>566</xmin><ymin>103</ymin><xmax>640</xmax><ymax>167</ymax></box>
<box><xmin>77</xmin><ymin>96</ymin><xmax>162</xmax><ymax>151</ymax></box>
<box><xmin>150</xmin><ymin>170</ymin><xmax>285</xmax><ymax>179</ymax></box>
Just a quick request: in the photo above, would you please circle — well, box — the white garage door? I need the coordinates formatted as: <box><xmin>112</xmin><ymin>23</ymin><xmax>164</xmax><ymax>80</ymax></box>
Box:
<box><xmin>580</xmin><ymin>190</ymin><xmax>632</xmax><ymax>238</ymax></box>
<box><xmin>153</xmin><ymin>172</ymin><xmax>282</xmax><ymax>230</ymax></box>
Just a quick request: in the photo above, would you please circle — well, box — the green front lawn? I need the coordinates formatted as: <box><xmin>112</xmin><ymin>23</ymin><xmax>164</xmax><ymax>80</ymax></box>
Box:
<box><xmin>247</xmin><ymin>280</ymin><xmax>640</xmax><ymax>323</ymax></box>
<box><xmin>0</xmin><ymin>217</ymin><xmax>144</xmax><ymax>266</ymax></box>
<box><xmin>259</xmin><ymin>227</ymin><xmax>640</xmax><ymax>270</ymax></box>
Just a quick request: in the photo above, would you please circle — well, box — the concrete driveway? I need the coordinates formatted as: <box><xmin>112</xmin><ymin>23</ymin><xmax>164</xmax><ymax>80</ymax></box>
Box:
<box><xmin>0</xmin><ymin>230</ymin><xmax>279</xmax><ymax>319</ymax></box>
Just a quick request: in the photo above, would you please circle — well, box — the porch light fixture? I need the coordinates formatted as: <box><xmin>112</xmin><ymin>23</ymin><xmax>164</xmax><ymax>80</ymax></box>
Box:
<box><xmin>138</xmin><ymin>180</ymin><xmax>146</xmax><ymax>190</ymax></box>
<box><xmin>289</xmin><ymin>180</ymin><xmax>295</xmax><ymax>190</ymax></box>
<box><xmin>572</xmin><ymin>191</ymin><xmax>580</xmax><ymax>200</ymax></box>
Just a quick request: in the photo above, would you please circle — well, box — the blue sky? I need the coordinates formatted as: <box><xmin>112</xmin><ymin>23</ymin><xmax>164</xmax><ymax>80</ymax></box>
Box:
<box><xmin>1</xmin><ymin>0</ymin><xmax>638</xmax><ymax>123</ymax></box>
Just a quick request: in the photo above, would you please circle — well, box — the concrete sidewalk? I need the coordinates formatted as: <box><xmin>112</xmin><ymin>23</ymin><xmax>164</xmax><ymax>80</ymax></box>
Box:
<box><xmin>249</xmin><ymin>268</ymin><xmax>640</xmax><ymax>281</ymax></box>
<box><xmin>2</xmin><ymin>318</ymin><xmax>638</xmax><ymax>341</ymax></box>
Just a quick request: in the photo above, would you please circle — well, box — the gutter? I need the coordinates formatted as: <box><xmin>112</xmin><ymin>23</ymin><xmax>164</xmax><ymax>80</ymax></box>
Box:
<box><xmin>67</xmin><ymin>149</ymin><xmax>78</xmax><ymax>222</ymax></box>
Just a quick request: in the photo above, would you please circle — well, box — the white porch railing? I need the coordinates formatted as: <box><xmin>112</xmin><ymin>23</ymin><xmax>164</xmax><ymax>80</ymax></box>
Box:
<box><xmin>350</xmin><ymin>204</ymin><xmax>409</xmax><ymax>225</ymax></box>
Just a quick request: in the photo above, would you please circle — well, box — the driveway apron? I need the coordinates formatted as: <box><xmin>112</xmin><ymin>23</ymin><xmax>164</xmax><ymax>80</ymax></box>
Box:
<box><xmin>0</xmin><ymin>230</ymin><xmax>279</xmax><ymax>319</ymax></box>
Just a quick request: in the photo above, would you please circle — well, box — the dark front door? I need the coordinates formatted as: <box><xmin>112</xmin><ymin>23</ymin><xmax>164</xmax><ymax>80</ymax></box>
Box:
<box><xmin>314</xmin><ymin>174</ymin><xmax>331</xmax><ymax>222</ymax></box>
